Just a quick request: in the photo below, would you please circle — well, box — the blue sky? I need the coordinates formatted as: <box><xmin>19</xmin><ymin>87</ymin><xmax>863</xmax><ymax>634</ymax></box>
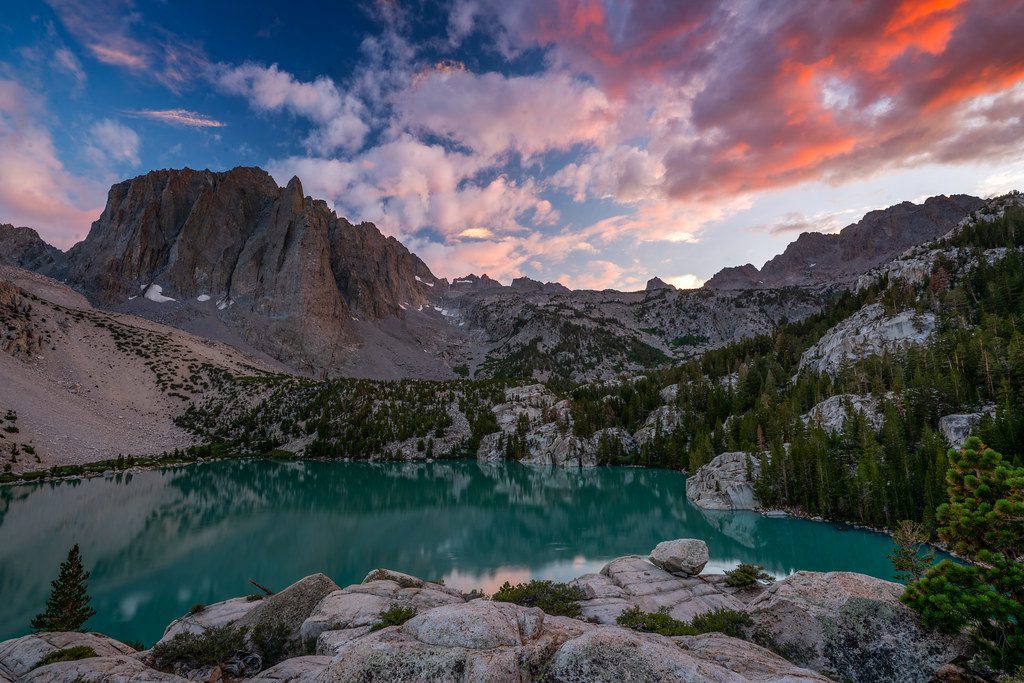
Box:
<box><xmin>1</xmin><ymin>0</ymin><xmax>1023</xmax><ymax>289</ymax></box>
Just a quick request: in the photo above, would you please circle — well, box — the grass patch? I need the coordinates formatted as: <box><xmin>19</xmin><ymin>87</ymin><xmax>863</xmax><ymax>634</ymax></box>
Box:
<box><xmin>33</xmin><ymin>645</ymin><xmax>97</xmax><ymax>669</ymax></box>
<box><xmin>616</xmin><ymin>607</ymin><xmax>752</xmax><ymax>638</ymax></box>
<box><xmin>491</xmin><ymin>580</ymin><xmax>585</xmax><ymax>617</ymax></box>
<box><xmin>370</xmin><ymin>604</ymin><xmax>417</xmax><ymax>632</ymax></box>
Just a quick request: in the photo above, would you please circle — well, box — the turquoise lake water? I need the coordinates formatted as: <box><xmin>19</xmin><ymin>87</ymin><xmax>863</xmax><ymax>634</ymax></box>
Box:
<box><xmin>0</xmin><ymin>459</ymin><xmax>928</xmax><ymax>645</ymax></box>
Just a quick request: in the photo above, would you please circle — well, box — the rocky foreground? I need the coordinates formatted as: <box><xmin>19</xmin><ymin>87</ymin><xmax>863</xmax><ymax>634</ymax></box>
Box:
<box><xmin>0</xmin><ymin>540</ymin><xmax>971</xmax><ymax>683</ymax></box>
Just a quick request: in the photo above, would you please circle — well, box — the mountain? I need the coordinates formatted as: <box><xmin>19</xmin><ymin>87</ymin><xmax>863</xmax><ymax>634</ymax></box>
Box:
<box><xmin>42</xmin><ymin>167</ymin><xmax>439</xmax><ymax>374</ymax></box>
<box><xmin>704</xmin><ymin>194</ymin><xmax>984</xmax><ymax>289</ymax></box>
<box><xmin>0</xmin><ymin>167</ymin><xmax>995</xmax><ymax>384</ymax></box>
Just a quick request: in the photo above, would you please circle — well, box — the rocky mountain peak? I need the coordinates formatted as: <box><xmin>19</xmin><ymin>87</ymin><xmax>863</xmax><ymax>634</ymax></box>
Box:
<box><xmin>49</xmin><ymin>166</ymin><xmax>439</xmax><ymax>374</ymax></box>
<box><xmin>645</xmin><ymin>277</ymin><xmax>675</xmax><ymax>291</ymax></box>
<box><xmin>704</xmin><ymin>194</ymin><xmax>985</xmax><ymax>290</ymax></box>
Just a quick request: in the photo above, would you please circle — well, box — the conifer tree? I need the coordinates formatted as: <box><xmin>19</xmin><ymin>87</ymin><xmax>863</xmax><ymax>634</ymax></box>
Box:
<box><xmin>31</xmin><ymin>544</ymin><xmax>96</xmax><ymax>632</ymax></box>
<box><xmin>902</xmin><ymin>438</ymin><xmax>1024</xmax><ymax>673</ymax></box>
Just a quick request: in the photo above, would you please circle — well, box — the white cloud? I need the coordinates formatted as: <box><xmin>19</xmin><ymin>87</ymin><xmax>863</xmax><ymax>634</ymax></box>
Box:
<box><xmin>54</xmin><ymin>47</ymin><xmax>86</xmax><ymax>84</ymax></box>
<box><xmin>87</xmin><ymin>119</ymin><xmax>140</xmax><ymax>166</ymax></box>
<box><xmin>215</xmin><ymin>62</ymin><xmax>368</xmax><ymax>152</ymax></box>
<box><xmin>666</xmin><ymin>274</ymin><xmax>705</xmax><ymax>289</ymax></box>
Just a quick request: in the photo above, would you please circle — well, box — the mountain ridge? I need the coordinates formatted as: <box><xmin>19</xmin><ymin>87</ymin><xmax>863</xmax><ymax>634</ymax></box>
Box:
<box><xmin>0</xmin><ymin>166</ymin><xmax>990</xmax><ymax>382</ymax></box>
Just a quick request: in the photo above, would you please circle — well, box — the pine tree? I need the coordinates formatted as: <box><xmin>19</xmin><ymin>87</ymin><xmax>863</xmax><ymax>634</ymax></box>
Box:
<box><xmin>31</xmin><ymin>544</ymin><xmax>96</xmax><ymax>632</ymax></box>
<box><xmin>887</xmin><ymin>520</ymin><xmax>934</xmax><ymax>582</ymax></box>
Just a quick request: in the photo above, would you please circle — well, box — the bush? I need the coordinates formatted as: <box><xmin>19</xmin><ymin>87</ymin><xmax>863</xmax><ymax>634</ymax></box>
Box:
<box><xmin>491</xmin><ymin>580</ymin><xmax>585</xmax><ymax>617</ymax></box>
<box><xmin>32</xmin><ymin>646</ymin><xmax>97</xmax><ymax>669</ymax></box>
<box><xmin>187</xmin><ymin>603</ymin><xmax>206</xmax><ymax>615</ymax></box>
<box><xmin>152</xmin><ymin>625</ymin><xmax>247</xmax><ymax>671</ymax></box>
<box><xmin>250</xmin><ymin>619</ymin><xmax>292</xmax><ymax>666</ymax></box>
<box><xmin>724</xmin><ymin>563</ymin><xmax>774</xmax><ymax>587</ymax></box>
<box><xmin>371</xmin><ymin>604</ymin><xmax>418</xmax><ymax>632</ymax></box>
<box><xmin>617</xmin><ymin>607</ymin><xmax>752</xmax><ymax>638</ymax></box>
<box><xmin>689</xmin><ymin>608</ymin><xmax>754</xmax><ymax>638</ymax></box>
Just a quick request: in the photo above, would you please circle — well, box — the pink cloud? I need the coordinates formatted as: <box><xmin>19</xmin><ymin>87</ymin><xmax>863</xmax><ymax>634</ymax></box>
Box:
<box><xmin>0</xmin><ymin>79</ymin><xmax>104</xmax><ymax>248</ymax></box>
<box><xmin>47</xmin><ymin>0</ymin><xmax>208</xmax><ymax>93</ymax></box>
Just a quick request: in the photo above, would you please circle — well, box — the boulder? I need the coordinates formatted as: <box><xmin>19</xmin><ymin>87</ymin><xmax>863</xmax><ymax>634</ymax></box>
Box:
<box><xmin>251</xmin><ymin>655</ymin><xmax>331</xmax><ymax>681</ymax></box>
<box><xmin>0</xmin><ymin>632</ymin><xmax>137</xmax><ymax>680</ymax></box>
<box><xmin>745</xmin><ymin>571</ymin><xmax>973</xmax><ymax>683</ymax></box>
<box><xmin>649</xmin><ymin>539</ymin><xmax>709</xmax><ymax>576</ymax></box>
<box><xmin>685</xmin><ymin>452</ymin><xmax>761</xmax><ymax>510</ymax></box>
<box><xmin>235</xmin><ymin>573</ymin><xmax>340</xmax><ymax>653</ymax></box>
<box><xmin>299</xmin><ymin>578</ymin><xmax>463</xmax><ymax>649</ymax></box>
<box><xmin>22</xmin><ymin>654</ymin><xmax>186</xmax><ymax>682</ymax></box>
<box><xmin>158</xmin><ymin>596</ymin><xmax>260</xmax><ymax>645</ymax></box>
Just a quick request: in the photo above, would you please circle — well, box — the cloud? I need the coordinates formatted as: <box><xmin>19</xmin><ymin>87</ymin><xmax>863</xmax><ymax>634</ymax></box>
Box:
<box><xmin>126</xmin><ymin>108</ymin><xmax>226</xmax><ymax>128</ymax></box>
<box><xmin>665</xmin><ymin>274</ymin><xmax>705</xmax><ymax>290</ymax></box>
<box><xmin>53</xmin><ymin>47</ymin><xmax>86</xmax><ymax>84</ymax></box>
<box><xmin>0</xmin><ymin>79</ymin><xmax>104</xmax><ymax>247</ymax></box>
<box><xmin>268</xmin><ymin>135</ymin><xmax>557</xmax><ymax>244</ymax></box>
<box><xmin>46</xmin><ymin>0</ymin><xmax>208</xmax><ymax>92</ymax></box>
<box><xmin>458</xmin><ymin>0</ymin><xmax>1024</xmax><ymax>205</ymax></box>
<box><xmin>758</xmin><ymin>207</ymin><xmax>870</xmax><ymax>236</ymax></box>
<box><xmin>215</xmin><ymin>62</ymin><xmax>368</xmax><ymax>152</ymax></box>
<box><xmin>394</xmin><ymin>68</ymin><xmax>614</xmax><ymax>160</ymax></box>
<box><xmin>86</xmin><ymin>119</ymin><xmax>140</xmax><ymax>166</ymax></box>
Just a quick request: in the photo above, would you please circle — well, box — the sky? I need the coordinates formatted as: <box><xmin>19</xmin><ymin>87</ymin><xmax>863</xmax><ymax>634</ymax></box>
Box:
<box><xmin>1</xmin><ymin>0</ymin><xmax>1023</xmax><ymax>290</ymax></box>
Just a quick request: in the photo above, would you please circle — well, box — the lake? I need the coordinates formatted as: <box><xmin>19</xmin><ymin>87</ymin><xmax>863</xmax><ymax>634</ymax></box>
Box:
<box><xmin>0</xmin><ymin>459</ymin><xmax>923</xmax><ymax>644</ymax></box>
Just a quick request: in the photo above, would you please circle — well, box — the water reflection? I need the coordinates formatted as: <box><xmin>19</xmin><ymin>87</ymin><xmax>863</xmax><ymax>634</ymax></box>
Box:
<box><xmin>0</xmin><ymin>460</ymin><xmax>913</xmax><ymax>644</ymax></box>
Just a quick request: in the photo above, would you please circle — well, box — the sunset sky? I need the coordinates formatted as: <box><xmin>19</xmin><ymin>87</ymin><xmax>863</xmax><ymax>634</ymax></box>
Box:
<box><xmin>2</xmin><ymin>0</ymin><xmax>1023</xmax><ymax>289</ymax></box>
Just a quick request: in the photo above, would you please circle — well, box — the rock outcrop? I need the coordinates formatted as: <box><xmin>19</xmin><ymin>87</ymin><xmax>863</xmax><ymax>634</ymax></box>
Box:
<box><xmin>572</xmin><ymin>554</ymin><xmax>748</xmax><ymax>624</ymax></box>
<box><xmin>938</xmin><ymin>406</ymin><xmax>995</xmax><ymax>448</ymax></box>
<box><xmin>685</xmin><ymin>452</ymin><xmax>761</xmax><ymax>510</ymax></box>
<box><xmin>798</xmin><ymin>303</ymin><xmax>935</xmax><ymax>377</ymax></box>
<box><xmin>746</xmin><ymin>571</ymin><xmax>973</xmax><ymax>683</ymax></box>
<box><xmin>0</xmin><ymin>225</ymin><xmax>65</xmax><ymax>275</ymax></box>
<box><xmin>705</xmin><ymin>194</ymin><xmax>984</xmax><ymax>290</ymax></box>
<box><xmin>801</xmin><ymin>393</ymin><xmax>884</xmax><ymax>432</ymax></box>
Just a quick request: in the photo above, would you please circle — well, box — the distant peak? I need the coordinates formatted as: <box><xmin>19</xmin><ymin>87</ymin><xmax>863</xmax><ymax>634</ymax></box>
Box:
<box><xmin>645</xmin><ymin>277</ymin><xmax>675</xmax><ymax>291</ymax></box>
